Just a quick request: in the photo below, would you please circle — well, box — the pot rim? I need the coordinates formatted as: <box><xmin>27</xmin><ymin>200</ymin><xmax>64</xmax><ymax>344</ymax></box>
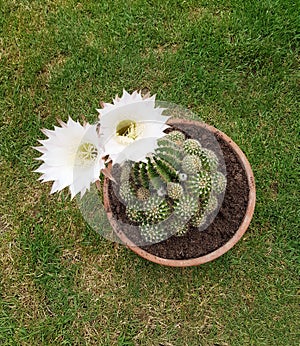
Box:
<box><xmin>103</xmin><ymin>118</ymin><xmax>256</xmax><ymax>267</ymax></box>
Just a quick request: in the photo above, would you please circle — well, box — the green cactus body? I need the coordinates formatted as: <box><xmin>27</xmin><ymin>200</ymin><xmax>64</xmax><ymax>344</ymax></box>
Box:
<box><xmin>172</xmin><ymin>219</ymin><xmax>189</xmax><ymax>236</ymax></box>
<box><xmin>156</xmin><ymin>151</ymin><xmax>182</xmax><ymax>171</ymax></box>
<box><xmin>183</xmin><ymin>139</ymin><xmax>202</xmax><ymax>155</ymax></box>
<box><xmin>152</xmin><ymin>156</ymin><xmax>178</xmax><ymax>183</ymax></box>
<box><xmin>205</xmin><ymin>194</ymin><xmax>218</xmax><ymax>214</ymax></box>
<box><xmin>156</xmin><ymin>137</ymin><xmax>183</xmax><ymax>169</ymax></box>
<box><xmin>175</xmin><ymin>226</ymin><xmax>188</xmax><ymax>236</ymax></box>
<box><xmin>212</xmin><ymin>171</ymin><xmax>227</xmax><ymax>193</ymax></box>
<box><xmin>191</xmin><ymin>211</ymin><xmax>207</xmax><ymax>228</ymax></box>
<box><xmin>174</xmin><ymin>195</ymin><xmax>198</xmax><ymax>221</ymax></box>
<box><xmin>119</xmin><ymin>181</ymin><xmax>134</xmax><ymax>203</ymax></box>
<box><xmin>130</xmin><ymin>162</ymin><xmax>142</xmax><ymax>188</ymax></box>
<box><xmin>157</xmin><ymin>145</ymin><xmax>183</xmax><ymax>159</ymax></box>
<box><xmin>140</xmin><ymin>223</ymin><xmax>167</xmax><ymax>243</ymax></box>
<box><xmin>139</xmin><ymin>162</ymin><xmax>149</xmax><ymax>189</ymax></box>
<box><xmin>157</xmin><ymin>138</ymin><xmax>180</xmax><ymax>150</ymax></box>
<box><xmin>181</xmin><ymin>154</ymin><xmax>203</xmax><ymax>174</ymax></box>
<box><xmin>166</xmin><ymin>130</ymin><xmax>186</xmax><ymax>145</ymax></box>
<box><xmin>146</xmin><ymin>160</ymin><xmax>163</xmax><ymax>189</ymax></box>
<box><xmin>120</xmin><ymin>162</ymin><xmax>132</xmax><ymax>182</ymax></box>
<box><xmin>201</xmin><ymin>148</ymin><xmax>219</xmax><ymax>171</ymax></box>
<box><xmin>126</xmin><ymin>203</ymin><xmax>144</xmax><ymax>223</ymax></box>
<box><xmin>186</xmin><ymin>171</ymin><xmax>212</xmax><ymax>197</ymax></box>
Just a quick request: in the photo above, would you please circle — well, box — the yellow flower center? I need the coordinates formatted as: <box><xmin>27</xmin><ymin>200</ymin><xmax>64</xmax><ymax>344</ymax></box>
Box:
<box><xmin>116</xmin><ymin>120</ymin><xmax>144</xmax><ymax>144</ymax></box>
<box><xmin>75</xmin><ymin>142</ymin><xmax>98</xmax><ymax>166</ymax></box>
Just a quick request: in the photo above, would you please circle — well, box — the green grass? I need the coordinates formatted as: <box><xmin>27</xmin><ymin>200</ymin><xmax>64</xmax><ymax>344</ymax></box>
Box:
<box><xmin>0</xmin><ymin>0</ymin><xmax>299</xmax><ymax>345</ymax></box>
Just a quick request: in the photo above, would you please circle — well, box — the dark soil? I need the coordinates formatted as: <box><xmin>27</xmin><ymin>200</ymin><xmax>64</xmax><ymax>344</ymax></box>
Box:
<box><xmin>107</xmin><ymin>123</ymin><xmax>249</xmax><ymax>260</ymax></box>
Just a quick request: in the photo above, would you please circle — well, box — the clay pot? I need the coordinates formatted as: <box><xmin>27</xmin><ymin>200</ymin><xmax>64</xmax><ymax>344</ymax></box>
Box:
<box><xmin>103</xmin><ymin>119</ymin><xmax>256</xmax><ymax>267</ymax></box>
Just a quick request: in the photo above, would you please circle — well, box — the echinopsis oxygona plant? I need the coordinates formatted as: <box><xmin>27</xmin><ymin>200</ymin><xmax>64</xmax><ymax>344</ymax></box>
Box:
<box><xmin>112</xmin><ymin>129</ymin><xmax>226</xmax><ymax>243</ymax></box>
<box><xmin>35</xmin><ymin>89</ymin><xmax>226</xmax><ymax>244</ymax></box>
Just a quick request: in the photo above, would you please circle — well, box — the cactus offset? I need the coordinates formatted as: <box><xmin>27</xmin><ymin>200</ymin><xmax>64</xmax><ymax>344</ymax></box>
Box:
<box><xmin>186</xmin><ymin>171</ymin><xmax>212</xmax><ymax>197</ymax></box>
<box><xmin>166</xmin><ymin>130</ymin><xmax>186</xmax><ymax>145</ymax></box>
<box><xmin>182</xmin><ymin>154</ymin><xmax>203</xmax><ymax>174</ymax></box>
<box><xmin>183</xmin><ymin>139</ymin><xmax>202</xmax><ymax>155</ymax></box>
<box><xmin>126</xmin><ymin>202</ymin><xmax>144</xmax><ymax>223</ymax></box>
<box><xmin>143</xmin><ymin>196</ymin><xmax>170</xmax><ymax>223</ymax></box>
<box><xmin>212</xmin><ymin>171</ymin><xmax>227</xmax><ymax>193</ymax></box>
<box><xmin>167</xmin><ymin>182</ymin><xmax>184</xmax><ymax>200</ymax></box>
<box><xmin>140</xmin><ymin>223</ymin><xmax>167</xmax><ymax>243</ymax></box>
<box><xmin>119</xmin><ymin>181</ymin><xmax>134</xmax><ymax>203</ymax></box>
<box><xmin>201</xmin><ymin>148</ymin><xmax>219</xmax><ymax>171</ymax></box>
<box><xmin>174</xmin><ymin>195</ymin><xmax>198</xmax><ymax>221</ymax></box>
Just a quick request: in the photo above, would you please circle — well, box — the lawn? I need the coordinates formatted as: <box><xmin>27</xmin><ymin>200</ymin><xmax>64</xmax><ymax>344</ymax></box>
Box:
<box><xmin>0</xmin><ymin>0</ymin><xmax>299</xmax><ymax>345</ymax></box>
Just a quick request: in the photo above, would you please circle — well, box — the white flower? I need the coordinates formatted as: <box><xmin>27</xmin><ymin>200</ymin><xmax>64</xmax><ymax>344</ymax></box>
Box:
<box><xmin>97</xmin><ymin>90</ymin><xmax>170</xmax><ymax>164</ymax></box>
<box><xmin>34</xmin><ymin>117</ymin><xmax>105</xmax><ymax>199</ymax></box>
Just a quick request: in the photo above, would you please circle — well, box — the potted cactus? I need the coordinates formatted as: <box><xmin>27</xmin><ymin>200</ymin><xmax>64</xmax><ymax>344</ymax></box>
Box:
<box><xmin>35</xmin><ymin>90</ymin><xmax>255</xmax><ymax>267</ymax></box>
<box><xmin>102</xmin><ymin>117</ymin><xmax>255</xmax><ymax>267</ymax></box>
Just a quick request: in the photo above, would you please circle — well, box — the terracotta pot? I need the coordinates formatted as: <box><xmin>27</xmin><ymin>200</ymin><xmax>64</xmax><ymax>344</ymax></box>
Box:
<box><xmin>103</xmin><ymin>119</ymin><xmax>256</xmax><ymax>267</ymax></box>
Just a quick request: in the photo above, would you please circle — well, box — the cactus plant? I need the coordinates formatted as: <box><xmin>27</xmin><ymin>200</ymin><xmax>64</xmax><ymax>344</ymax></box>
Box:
<box><xmin>117</xmin><ymin>129</ymin><xmax>227</xmax><ymax>242</ymax></box>
<box><xmin>166</xmin><ymin>182</ymin><xmax>184</xmax><ymax>199</ymax></box>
